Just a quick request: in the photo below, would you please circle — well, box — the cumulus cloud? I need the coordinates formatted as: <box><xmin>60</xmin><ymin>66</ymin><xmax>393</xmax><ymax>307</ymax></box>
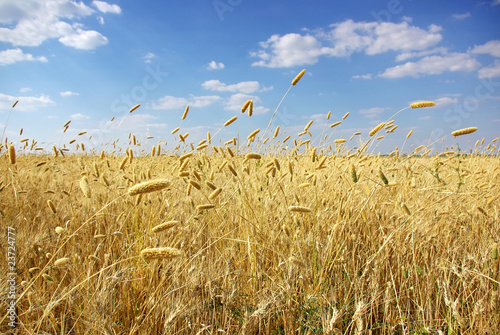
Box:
<box><xmin>379</xmin><ymin>53</ymin><xmax>480</xmax><ymax>78</ymax></box>
<box><xmin>58</xmin><ymin>28</ymin><xmax>108</xmax><ymax>50</ymax></box>
<box><xmin>202</xmin><ymin>80</ymin><xmax>272</xmax><ymax>94</ymax></box>
<box><xmin>469</xmin><ymin>40</ymin><xmax>500</xmax><ymax>57</ymax></box>
<box><xmin>207</xmin><ymin>61</ymin><xmax>225</xmax><ymax>70</ymax></box>
<box><xmin>152</xmin><ymin>95</ymin><xmax>221</xmax><ymax>110</ymax></box>
<box><xmin>251</xmin><ymin>19</ymin><xmax>443</xmax><ymax>67</ymax></box>
<box><xmin>0</xmin><ymin>92</ymin><xmax>55</xmax><ymax>112</ymax></box>
<box><xmin>92</xmin><ymin>1</ymin><xmax>121</xmax><ymax>14</ymax></box>
<box><xmin>0</xmin><ymin>48</ymin><xmax>47</xmax><ymax>65</ymax></box>
<box><xmin>477</xmin><ymin>60</ymin><xmax>500</xmax><ymax>78</ymax></box>
<box><xmin>0</xmin><ymin>0</ymin><xmax>117</xmax><ymax>50</ymax></box>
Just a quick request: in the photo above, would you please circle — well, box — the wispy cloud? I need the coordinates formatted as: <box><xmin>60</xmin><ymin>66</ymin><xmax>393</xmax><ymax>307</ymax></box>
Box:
<box><xmin>202</xmin><ymin>80</ymin><xmax>272</xmax><ymax>94</ymax></box>
<box><xmin>143</xmin><ymin>52</ymin><xmax>156</xmax><ymax>63</ymax></box>
<box><xmin>379</xmin><ymin>53</ymin><xmax>480</xmax><ymax>78</ymax></box>
<box><xmin>152</xmin><ymin>95</ymin><xmax>221</xmax><ymax>110</ymax></box>
<box><xmin>452</xmin><ymin>12</ymin><xmax>471</xmax><ymax>20</ymax></box>
<box><xmin>70</xmin><ymin>113</ymin><xmax>89</xmax><ymax>120</ymax></box>
<box><xmin>358</xmin><ymin>107</ymin><xmax>386</xmax><ymax>118</ymax></box>
<box><xmin>60</xmin><ymin>91</ymin><xmax>79</xmax><ymax>97</ymax></box>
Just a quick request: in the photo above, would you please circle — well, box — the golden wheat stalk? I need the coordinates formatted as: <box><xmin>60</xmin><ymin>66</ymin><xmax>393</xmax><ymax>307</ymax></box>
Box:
<box><xmin>128</xmin><ymin>179</ymin><xmax>170</xmax><ymax>196</ymax></box>
<box><xmin>451</xmin><ymin>127</ymin><xmax>477</xmax><ymax>137</ymax></box>
<box><xmin>80</xmin><ymin>176</ymin><xmax>92</xmax><ymax>198</ymax></box>
<box><xmin>47</xmin><ymin>200</ymin><xmax>57</xmax><ymax>214</ymax></box>
<box><xmin>224</xmin><ymin>116</ymin><xmax>238</xmax><ymax>127</ymax></box>
<box><xmin>369</xmin><ymin>123</ymin><xmax>385</xmax><ymax>136</ymax></box>
<box><xmin>152</xmin><ymin>221</ymin><xmax>179</xmax><ymax>233</ymax></box>
<box><xmin>8</xmin><ymin>144</ymin><xmax>16</xmax><ymax>164</ymax></box>
<box><xmin>129</xmin><ymin>104</ymin><xmax>140</xmax><ymax>113</ymax></box>
<box><xmin>182</xmin><ymin>105</ymin><xmax>189</xmax><ymax>120</ymax></box>
<box><xmin>304</xmin><ymin>120</ymin><xmax>313</xmax><ymax>132</ymax></box>
<box><xmin>241</xmin><ymin>100</ymin><xmax>252</xmax><ymax>114</ymax></box>
<box><xmin>208</xmin><ymin>187</ymin><xmax>222</xmax><ymax>200</ymax></box>
<box><xmin>141</xmin><ymin>247</ymin><xmax>182</xmax><ymax>260</ymax></box>
<box><xmin>288</xmin><ymin>205</ymin><xmax>312</xmax><ymax>213</ymax></box>
<box><xmin>342</xmin><ymin>112</ymin><xmax>349</xmax><ymax>120</ymax></box>
<box><xmin>410</xmin><ymin>101</ymin><xmax>435</xmax><ymax>109</ymax></box>
<box><xmin>171</xmin><ymin>127</ymin><xmax>180</xmax><ymax>134</ymax></box>
<box><xmin>197</xmin><ymin>203</ymin><xmax>216</xmax><ymax>210</ymax></box>
<box><xmin>247</xmin><ymin>129</ymin><xmax>260</xmax><ymax>140</ymax></box>
<box><xmin>245</xmin><ymin>153</ymin><xmax>262</xmax><ymax>160</ymax></box>
<box><xmin>291</xmin><ymin>69</ymin><xmax>306</xmax><ymax>85</ymax></box>
<box><xmin>54</xmin><ymin>257</ymin><xmax>70</xmax><ymax>267</ymax></box>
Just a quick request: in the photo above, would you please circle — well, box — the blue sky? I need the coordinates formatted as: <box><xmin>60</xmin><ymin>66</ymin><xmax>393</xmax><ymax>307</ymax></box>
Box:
<box><xmin>1</xmin><ymin>0</ymin><xmax>500</xmax><ymax>154</ymax></box>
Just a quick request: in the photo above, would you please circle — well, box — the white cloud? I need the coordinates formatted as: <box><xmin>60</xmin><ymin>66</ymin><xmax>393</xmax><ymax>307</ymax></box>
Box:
<box><xmin>202</xmin><ymin>79</ymin><xmax>272</xmax><ymax>94</ymax></box>
<box><xmin>59</xmin><ymin>29</ymin><xmax>108</xmax><ymax>50</ymax></box>
<box><xmin>358</xmin><ymin>107</ymin><xmax>386</xmax><ymax>118</ymax></box>
<box><xmin>477</xmin><ymin>59</ymin><xmax>500</xmax><ymax>78</ymax></box>
<box><xmin>469</xmin><ymin>40</ymin><xmax>500</xmax><ymax>57</ymax></box>
<box><xmin>20</xmin><ymin>87</ymin><xmax>32</xmax><ymax>93</ymax></box>
<box><xmin>492</xmin><ymin>0</ymin><xmax>500</xmax><ymax>6</ymax></box>
<box><xmin>352</xmin><ymin>74</ymin><xmax>373</xmax><ymax>80</ymax></box>
<box><xmin>433</xmin><ymin>96</ymin><xmax>460</xmax><ymax>107</ymax></box>
<box><xmin>395</xmin><ymin>47</ymin><xmax>447</xmax><ymax>62</ymax></box>
<box><xmin>251</xmin><ymin>33</ymin><xmax>328</xmax><ymax>67</ymax></box>
<box><xmin>379</xmin><ymin>53</ymin><xmax>480</xmax><ymax>78</ymax></box>
<box><xmin>152</xmin><ymin>95</ymin><xmax>221</xmax><ymax>110</ymax></box>
<box><xmin>92</xmin><ymin>1</ymin><xmax>121</xmax><ymax>14</ymax></box>
<box><xmin>0</xmin><ymin>92</ymin><xmax>55</xmax><ymax>112</ymax></box>
<box><xmin>70</xmin><ymin>113</ymin><xmax>89</xmax><ymax>119</ymax></box>
<box><xmin>251</xmin><ymin>19</ymin><xmax>443</xmax><ymax>67</ymax></box>
<box><xmin>207</xmin><ymin>61</ymin><xmax>225</xmax><ymax>70</ymax></box>
<box><xmin>452</xmin><ymin>12</ymin><xmax>471</xmax><ymax>20</ymax></box>
<box><xmin>419</xmin><ymin>116</ymin><xmax>432</xmax><ymax>120</ymax></box>
<box><xmin>224</xmin><ymin>93</ymin><xmax>269</xmax><ymax>115</ymax></box>
<box><xmin>0</xmin><ymin>48</ymin><xmax>47</xmax><ymax>65</ymax></box>
<box><xmin>60</xmin><ymin>91</ymin><xmax>79</xmax><ymax>97</ymax></box>
<box><xmin>97</xmin><ymin>16</ymin><xmax>104</xmax><ymax>25</ymax></box>
<box><xmin>143</xmin><ymin>52</ymin><xmax>156</xmax><ymax>63</ymax></box>
<box><xmin>0</xmin><ymin>0</ymin><xmax>110</xmax><ymax>50</ymax></box>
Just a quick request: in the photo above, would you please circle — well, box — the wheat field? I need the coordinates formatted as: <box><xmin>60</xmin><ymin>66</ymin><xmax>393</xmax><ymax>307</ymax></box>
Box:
<box><xmin>1</xmin><ymin>72</ymin><xmax>499</xmax><ymax>334</ymax></box>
